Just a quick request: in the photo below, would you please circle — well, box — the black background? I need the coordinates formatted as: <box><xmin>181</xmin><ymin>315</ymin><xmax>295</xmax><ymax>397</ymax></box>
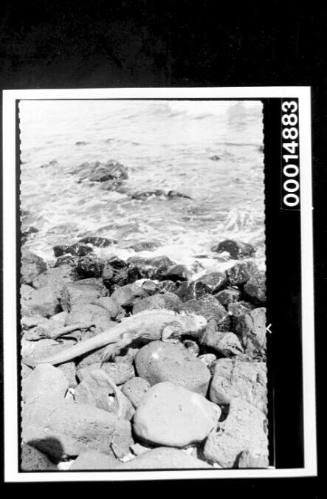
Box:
<box><xmin>0</xmin><ymin>0</ymin><xmax>324</xmax><ymax>495</ymax></box>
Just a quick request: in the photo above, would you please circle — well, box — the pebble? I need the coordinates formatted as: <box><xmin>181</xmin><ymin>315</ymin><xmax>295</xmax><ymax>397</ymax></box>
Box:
<box><xmin>135</xmin><ymin>341</ymin><xmax>211</xmax><ymax>395</ymax></box>
<box><xmin>133</xmin><ymin>382</ymin><xmax>220</xmax><ymax>447</ymax></box>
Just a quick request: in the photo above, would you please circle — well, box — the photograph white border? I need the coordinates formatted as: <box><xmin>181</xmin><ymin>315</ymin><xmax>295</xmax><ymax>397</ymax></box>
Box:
<box><xmin>2</xmin><ymin>87</ymin><xmax>317</xmax><ymax>481</ymax></box>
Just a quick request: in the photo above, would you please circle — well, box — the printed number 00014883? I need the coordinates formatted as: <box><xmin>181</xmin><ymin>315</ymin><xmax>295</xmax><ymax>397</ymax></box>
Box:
<box><xmin>281</xmin><ymin>100</ymin><xmax>300</xmax><ymax>208</ymax></box>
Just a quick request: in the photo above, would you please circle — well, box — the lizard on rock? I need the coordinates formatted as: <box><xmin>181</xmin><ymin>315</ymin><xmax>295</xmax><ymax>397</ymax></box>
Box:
<box><xmin>23</xmin><ymin>309</ymin><xmax>207</xmax><ymax>367</ymax></box>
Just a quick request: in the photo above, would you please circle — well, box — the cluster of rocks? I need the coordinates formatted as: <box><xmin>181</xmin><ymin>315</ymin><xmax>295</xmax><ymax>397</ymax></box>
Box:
<box><xmin>21</xmin><ymin>238</ymin><xmax>269</xmax><ymax>471</ymax></box>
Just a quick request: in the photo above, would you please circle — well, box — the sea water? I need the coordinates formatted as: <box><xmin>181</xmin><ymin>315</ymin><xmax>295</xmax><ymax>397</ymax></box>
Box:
<box><xmin>19</xmin><ymin>99</ymin><xmax>265</xmax><ymax>274</ymax></box>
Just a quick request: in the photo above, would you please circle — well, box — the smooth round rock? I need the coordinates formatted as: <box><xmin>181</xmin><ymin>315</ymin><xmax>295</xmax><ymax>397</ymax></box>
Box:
<box><xmin>118</xmin><ymin>447</ymin><xmax>212</xmax><ymax>469</ymax></box>
<box><xmin>133</xmin><ymin>381</ymin><xmax>220</xmax><ymax>447</ymax></box>
<box><xmin>135</xmin><ymin>341</ymin><xmax>211</xmax><ymax>395</ymax></box>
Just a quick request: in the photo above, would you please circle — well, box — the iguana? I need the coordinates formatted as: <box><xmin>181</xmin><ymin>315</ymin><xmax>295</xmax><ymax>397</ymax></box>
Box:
<box><xmin>24</xmin><ymin>309</ymin><xmax>207</xmax><ymax>367</ymax></box>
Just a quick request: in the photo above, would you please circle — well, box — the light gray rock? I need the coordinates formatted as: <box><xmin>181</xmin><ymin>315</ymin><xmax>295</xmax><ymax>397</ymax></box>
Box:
<box><xmin>135</xmin><ymin>341</ymin><xmax>211</xmax><ymax>395</ymax></box>
<box><xmin>74</xmin><ymin>368</ymin><xmax>134</xmax><ymax>420</ymax></box>
<box><xmin>22</xmin><ymin>399</ymin><xmax>132</xmax><ymax>460</ymax></box>
<box><xmin>77</xmin><ymin>360</ymin><xmax>135</xmax><ymax>384</ymax></box>
<box><xmin>110</xmin><ymin>282</ymin><xmax>147</xmax><ymax>307</ymax></box>
<box><xmin>133</xmin><ymin>292</ymin><xmax>182</xmax><ymax>314</ymax></box>
<box><xmin>22</xmin><ymin>364</ymin><xmax>69</xmax><ymax>404</ymax></box>
<box><xmin>117</xmin><ymin>447</ymin><xmax>212</xmax><ymax>469</ymax></box>
<box><xmin>236</xmin><ymin>449</ymin><xmax>269</xmax><ymax>468</ymax></box>
<box><xmin>22</xmin><ymin>338</ymin><xmax>76</xmax><ymax>365</ymax></box>
<box><xmin>21</xmin><ymin>284</ymin><xmax>60</xmax><ymax>318</ymax></box>
<box><xmin>121</xmin><ymin>376</ymin><xmax>151</xmax><ymax>408</ymax></box>
<box><xmin>133</xmin><ymin>382</ymin><xmax>220</xmax><ymax>447</ymax></box>
<box><xmin>65</xmin><ymin>303</ymin><xmax>115</xmax><ymax>332</ymax></box>
<box><xmin>60</xmin><ymin>279</ymin><xmax>108</xmax><ymax>312</ymax></box>
<box><xmin>235</xmin><ymin>307</ymin><xmax>266</xmax><ymax>358</ymax></box>
<box><xmin>58</xmin><ymin>361</ymin><xmax>77</xmax><ymax>387</ymax></box>
<box><xmin>209</xmin><ymin>358</ymin><xmax>267</xmax><ymax>413</ymax></box>
<box><xmin>203</xmin><ymin>398</ymin><xmax>268</xmax><ymax>467</ymax></box>
<box><xmin>21</xmin><ymin>250</ymin><xmax>47</xmax><ymax>285</ymax></box>
<box><xmin>70</xmin><ymin>450</ymin><xmax>120</xmax><ymax>470</ymax></box>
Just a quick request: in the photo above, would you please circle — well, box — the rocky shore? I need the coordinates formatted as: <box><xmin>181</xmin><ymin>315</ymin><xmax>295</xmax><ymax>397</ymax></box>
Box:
<box><xmin>20</xmin><ymin>233</ymin><xmax>269</xmax><ymax>471</ymax></box>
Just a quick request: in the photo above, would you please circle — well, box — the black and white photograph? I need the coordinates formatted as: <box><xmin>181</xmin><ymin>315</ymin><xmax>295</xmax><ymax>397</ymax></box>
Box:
<box><xmin>2</xmin><ymin>87</ymin><xmax>316</xmax><ymax>481</ymax></box>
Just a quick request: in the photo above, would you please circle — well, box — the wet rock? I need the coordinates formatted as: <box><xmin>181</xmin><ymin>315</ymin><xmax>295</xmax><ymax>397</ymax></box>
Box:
<box><xmin>60</xmin><ymin>279</ymin><xmax>108</xmax><ymax>312</ymax></box>
<box><xmin>110</xmin><ymin>282</ymin><xmax>147</xmax><ymax>307</ymax></box>
<box><xmin>72</xmin><ymin>160</ymin><xmax>128</xmax><ymax>183</ymax></box>
<box><xmin>21</xmin><ymin>251</ymin><xmax>46</xmax><ymax>285</ymax></box>
<box><xmin>194</xmin><ymin>272</ymin><xmax>227</xmax><ymax>294</ymax></box>
<box><xmin>91</xmin><ymin>297</ymin><xmax>125</xmax><ymax>319</ymax></box>
<box><xmin>133</xmin><ymin>382</ymin><xmax>220</xmax><ymax>447</ymax></box>
<box><xmin>175</xmin><ymin>280</ymin><xmax>211</xmax><ymax>301</ymax></box>
<box><xmin>76</xmin><ymin>254</ymin><xmax>104</xmax><ymax>278</ymax></box>
<box><xmin>102</xmin><ymin>256</ymin><xmax>130</xmax><ymax>290</ymax></box>
<box><xmin>21</xmin><ymin>226</ymin><xmax>38</xmax><ymax>246</ymax></box>
<box><xmin>182</xmin><ymin>294</ymin><xmax>227</xmax><ymax>324</ymax></box>
<box><xmin>77</xmin><ymin>361</ymin><xmax>135</xmax><ymax>384</ymax></box>
<box><xmin>203</xmin><ymin>398</ymin><xmax>268</xmax><ymax>468</ymax></box>
<box><xmin>70</xmin><ymin>450</ymin><xmax>119</xmax><ymax>470</ymax></box>
<box><xmin>78</xmin><ymin>236</ymin><xmax>117</xmax><ymax>248</ymax></box>
<box><xmin>215</xmin><ymin>288</ymin><xmax>241</xmax><ymax>307</ymax></box>
<box><xmin>234</xmin><ymin>307</ymin><xmax>267</xmax><ymax>359</ymax></box>
<box><xmin>74</xmin><ymin>368</ymin><xmax>134</xmax><ymax>420</ymax></box>
<box><xmin>22</xmin><ymin>364</ymin><xmax>69</xmax><ymax>404</ymax></box>
<box><xmin>209</xmin><ymin>358</ymin><xmax>267</xmax><ymax>413</ymax></box>
<box><xmin>119</xmin><ymin>447</ymin><xmax>212</xmax><ymax>469</ymax></box>
<box><xmin>121</xmin><ymin>376</ymin><xmax>151</xmax><ymax>408</ymax></box>
<box><xmin>209</xmin><ymin>155</ymin><xmax>221</xmax><ymax>161</ymax></box>
<box><xmin>135</xmin><ymin>341</ymin><xmax>211</xmax><ymax>395</ymax></box>
<box><xmin>226</xmin><ymin>261</ymin><xmax>258</xmax><ymax>286</ymax></box>
<box><xmin>244</xmin><ymin>269</ymin><xmax>266</xmax><ymax>304</ymax></box>
<box><xmin>127</xmin><ymin>240</ymin><xmax>162</xmax><ymax>252</ymax></box>
<box><xmin>23</xmin><ymin>399</ymin><xmax>132</xmax><ymax>460</ymax></box>
<box><xmin>131</xmin><ymin>190</ymin><xmax>191</xmax><ymax>201</ymax></box>
<box><xmin>53</xmin><ymin>243</ymin><xmax>93</xmax><ymax>258</ymax></box>
<box><xmin>201</xmin><ymin>330</ymin><xmax>244</xmax><ymax>357</ymax></box>
<box><xmin>161</xmin><ymin>264</ymin><xmax>190</xmax><ymax>282</ymax></box>
<box><xmin>133</xmin><ymin>292</ymin><xmax>182</xmax><ymax>314</ymax></box>
<box><xmin>127</xmin><ymin>255</ymin><xmax>175</xmax><ymax>280</ymax></box>
<box><xmin>157</xmin><ymin>280</ymin><xmax>179</xmax><ymax>294</ymax></box>
<box><xmin>236</xmin><ymin>449</ymin><xmax>269</xmax><ymax>468</ymax></box>
<box><xmin>211</xmin><ymin>240</ymin><xmax>256</xmax><ymax>259</ymax></box>
<box><xmin>54</xmin><ymin>254</ymin><xmax>79</xmax><ymax>268</ymax></box>
<box><xmin>21</xmin><ymin>444</ymin><xmax>56</xmax><ymax>471</ymax></box>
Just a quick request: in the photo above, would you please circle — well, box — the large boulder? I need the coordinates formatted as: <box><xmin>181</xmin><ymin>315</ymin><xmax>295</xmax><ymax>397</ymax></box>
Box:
<box><xmin>65</xmin><ymin>303</ymin><xmax>115</xmax><ymax>332</ymax></box>
<box><xmin>234</xmin><ymin>307</ymin><xmax>267</xmax><ymax>359</ymax></box>
<box><xmin>182</xmin><ymin>294</ymin><xmax>227</xmax><ymax>324</ymax></box>
<box><xmin>135</xmin><ymin>341</ymin><xmax>211</xmax><ymax>395</ymax></box>
<box><xmin>59</xmin><ymin>279</ymin><xmax>108</xmax><ymax>312</ymax></box>
<box><xmin>110</xmin><ymin>282</ymin><xmax>148</xmax><ymax>307</ymax></box>
<box><xmin>127</xmin><ymin>255</ymin><xmax>175</xmax><ymax>280</ymax></box>
<box><xmin>22</xmin><ymin>399</ymin><xmax>132</xmax><ymax>460</ymax></box>
<box><xmin>21</xmin><ymin>284</ymin><xmax>61</xmax><ymax>318</ymax></box>
<box><xmin>133</xmin><ymin>382</ymin><xmax>220</xmax><ymax>447</ymax></box>
<box><xmin>133</xmin><ymin>292</ymin><xmax>182</xmax><ymax>314</ymax></box>
<box><xmin>203</xmin><ymin>398</ymin><xmax>268</xmax><ymax>468</ymax></box>
<box><xmin>209</xmin><ymin>358</ymin><xmax>267</xmax><ymax>413</ymax></box>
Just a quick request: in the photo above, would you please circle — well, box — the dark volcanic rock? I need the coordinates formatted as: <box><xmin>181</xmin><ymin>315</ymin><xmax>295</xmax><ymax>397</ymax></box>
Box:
<box><xmin>21</xmin><ymin>226</ymin><xmax>38</xmax><ymax>246</ymax></box>
<box><xmin>76</xmin><ymin>254</ymin><xmax>105</xmax><ymax>278</ymax></box>
<box><xmin>126</xmin><ymin>240</ymin><xmax>162</xmax><ymax>252</ymax></box>
<box><xmin>226</xmin><ymin>261</ymin><xmax>258</xmax><ymax>286</ymax></box>
<box><xmin>73</xmin><ymin>160</ymin><xmax>128</xmax><ymax>183</ymax></box>
<box><xmin>131</xmin><ymin>190</ymin><xmax>191</xmax><ymax>201</ymax></box>
<box><xmin>211</xmin><ymin>239</ymin><xmax>256</xmax><ymax>259</ymax></box>
<box><xmin>102</xmin><ymin>256</ymin><xmax>130</xmax><ymax>289</ymax></box>
<box><xmin>209</xmin><ymin>155</ymin><xmax>221</xmax><ymax>161</ymax></box>
<box><xmin>21</xmin><ymin>444</ymin><xmax>56</xmax><ymax>470</ymax></box>
<box><xmin>243</xmin><ymin>269</ymin><xmax>266</xmax><ymax>304</ymax></box>
<box><xmin>194</xmin><ymin>271</ymin><xmax>227</xmax><ymax>294</ymax></box>
<box><xmin>133</xmin><ymin>292</ymin><xmax>183</xmax><ymax>314</ymax></box>
<box><xmin>175</xmin><ymin>280</ymin><xmax>211</xmax><ymax>301</ymax></box>
<box><xmin>182</xmin><ymin>294</ymin><xmax>227</xmax><ymax>324</ymax></box>
<box><xmin>161</xmin><ymin>264</ymin><xmax>190</xmax><ymax>282</ymax></box>
<box><xmin>215</xmin><ymin>288</ymin><xmax>241</xmax><ymax>307</ymax></box>
<box><xmin>21</xmin><ymin>250</ymin><xmax>47</xmax><ymax>285</ymax></box>
<box><xmin>53</xmin><ymin>243</ymin><xmax>93</xmax><ymax>258</ymax></box>
<box><xmin>78</xmin><ymin>236</ymin><xmax>117</xmax><ymax>248</ymax></box>
<box><xmin>127</xmin><ymin>255</ymin><xmax>175</xmax><ymax>280</ymax></box>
